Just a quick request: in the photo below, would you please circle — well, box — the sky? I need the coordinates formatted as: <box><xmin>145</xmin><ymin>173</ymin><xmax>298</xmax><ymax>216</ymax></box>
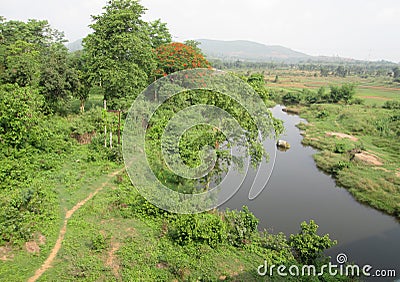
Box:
<box><xmin>2</xmin><ymin>0</ymin><xmax>400</xmax><ymax>62</ymax></box>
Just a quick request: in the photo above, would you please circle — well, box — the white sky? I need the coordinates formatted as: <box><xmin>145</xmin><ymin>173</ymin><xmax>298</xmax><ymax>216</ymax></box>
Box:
<box><xmin>2</xmin><ymin>0</ymin><xmax>400</xmax><ymax>62</ymax></box>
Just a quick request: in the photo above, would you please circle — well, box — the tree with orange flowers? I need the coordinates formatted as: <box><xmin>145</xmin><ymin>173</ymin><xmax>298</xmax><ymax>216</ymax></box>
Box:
<box><xmin>154</xmin><ymin>42</ymin><xmax>211</xmax><ymax>77</ymax></box>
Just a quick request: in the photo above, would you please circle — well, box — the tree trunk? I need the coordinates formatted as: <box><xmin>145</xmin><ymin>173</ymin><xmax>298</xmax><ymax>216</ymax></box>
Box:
<box><xmin>104</xmin><ymin>100</ymin><xmax>107</xmax><ymax>147</ymax></box>
<box><xmin>80</xmin><ymin>99</ymin><xmax>85</xmax><ymax>113</ymax></box>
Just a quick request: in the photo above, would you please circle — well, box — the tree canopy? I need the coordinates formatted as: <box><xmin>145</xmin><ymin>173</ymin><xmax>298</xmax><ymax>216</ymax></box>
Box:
<box><xmin>0</xmin><ymin>17</ymin><xmax>82</xmax><ymax>112</ymax></box>
<box><xmin>83</xmin><ymin>0</ymin><xmax>157</xmax><ymax>109</ymax></box>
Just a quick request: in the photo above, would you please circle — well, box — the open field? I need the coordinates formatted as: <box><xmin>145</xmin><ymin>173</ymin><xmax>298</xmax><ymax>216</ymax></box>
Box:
<box><xmin>263</xmin><ymin>71</ymin><xmax>400</xmax><ymax>106</ymax></box>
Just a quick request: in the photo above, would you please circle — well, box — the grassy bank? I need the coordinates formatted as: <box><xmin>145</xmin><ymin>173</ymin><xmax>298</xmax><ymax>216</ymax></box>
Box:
<box><xmin>291</xmin><ymin>103</ymin><xmax>400</xmax><ymax>218</ymax></box>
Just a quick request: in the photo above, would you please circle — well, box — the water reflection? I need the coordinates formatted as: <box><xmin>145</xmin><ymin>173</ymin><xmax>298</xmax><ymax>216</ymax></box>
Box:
<box><xmin>220</xmin><ymin>105</ymin><xmax>400</xmax><ymax>278</ymax></box>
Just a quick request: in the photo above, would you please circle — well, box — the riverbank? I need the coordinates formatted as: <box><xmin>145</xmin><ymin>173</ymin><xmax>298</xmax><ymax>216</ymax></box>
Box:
<box><xmin>287</xmin><ymin>103</ymin><xmax>400</xmax><ymax>218</ymax></box>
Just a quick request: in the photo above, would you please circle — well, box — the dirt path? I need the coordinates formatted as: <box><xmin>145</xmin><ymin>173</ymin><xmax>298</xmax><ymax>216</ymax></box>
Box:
<box><xmin>106</xmin><ymin>240</ymin><xmax>121</xmax><ymax>280</ymax></box>
<box><xmin>28</xmin><ymin>168</ymin><xmax>124</xmax><ymax>282</ymax></box>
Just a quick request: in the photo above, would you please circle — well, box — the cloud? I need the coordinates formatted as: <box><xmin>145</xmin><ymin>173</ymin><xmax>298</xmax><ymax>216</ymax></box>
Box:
<box><xmin>1</xmin><ymin>0</ymin><xmax>400</xmax><ymax>61</ymax></box>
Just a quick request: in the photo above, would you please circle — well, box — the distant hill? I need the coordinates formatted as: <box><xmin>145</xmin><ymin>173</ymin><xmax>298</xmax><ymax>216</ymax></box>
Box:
<box><xmin>66</xmin><ymin>38</ymin><xmax>311</xmax><ymax>62</ymax></box>
<box><xmin>66</xmin><ymin>38</ymin><xmax>394</xmax><ymax>64</ymax></box>
<box><xmin>66</xmin><ymin>39</ymin><xmax>83</xmax><ymax>52</ymax></box>
<box><xmin>197</xmin><ymin>39</ymin><xmax>311</xmax><ymax>63</ymax></box>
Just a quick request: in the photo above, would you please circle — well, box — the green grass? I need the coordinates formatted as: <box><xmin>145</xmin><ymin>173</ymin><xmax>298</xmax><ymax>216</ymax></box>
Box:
<box><xmin>16</xmin><ymin>171</ymin><xmax>267</xmax><ymax>282</ymax></box>
<box><xmin>297</xmin><ymin>103</ymin><xmax>400</xmax><ymax>217</ymax></box>
<box><xmin>0</xmin><ymin>142</ymin><xmax>118</xmax><ymax>281</ymax></box>
<box><xmin>266</xmin><ymin>72</ymin><xmax>400</xmax><ymax>107</ymax></box>
<box><xmin>355</xmin><ymin>88</ymin><xmax>400</xmax><ymax>106</ymax></box>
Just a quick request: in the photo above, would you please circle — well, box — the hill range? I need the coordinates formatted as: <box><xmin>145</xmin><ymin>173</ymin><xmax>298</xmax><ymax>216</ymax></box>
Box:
<box><xmin>67</xmin><ymin>38</ymin><xmax>393</xmax><ymax>64</ymax></box>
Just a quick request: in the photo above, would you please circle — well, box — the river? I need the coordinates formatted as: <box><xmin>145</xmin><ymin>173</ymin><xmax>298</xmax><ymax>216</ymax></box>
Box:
<box><xmin>220</xmin><ymin>105</ymin><xmax>400</xmax><ymax>280</ymax></box>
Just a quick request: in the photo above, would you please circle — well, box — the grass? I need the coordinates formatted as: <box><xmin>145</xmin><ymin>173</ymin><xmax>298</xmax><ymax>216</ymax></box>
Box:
<box><xmin>295</xmin><ymin>103</ymin><xmax>400</xmax><ymax>217</ymax></box>
<box><xmin>3</xmin><ymin>169</ymin><xmax>270</xmax><ymax>281</ymax></box>
<box><xmin>265</xmin><ymin>72</ymin><xmax>400</xmax><ymax>106</ymax></box>
<box><xmin>355</xmin><ymin>88</ymin><xmax>399</xmax><ymax>105</ymax></box>
<box><xmin>0</xmin><ymin>142</ymin><xmax>118</xmax><ymax>281</ymax></box>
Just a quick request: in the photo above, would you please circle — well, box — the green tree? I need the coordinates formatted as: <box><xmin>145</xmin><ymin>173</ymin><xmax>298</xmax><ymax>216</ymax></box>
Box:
<box><xmin>83</xmin><ymin>0</ymin><xmax>156</xmax><ymax>110</ymax></box>
<box><xmin>339</xmin><ymin>83</ymin><xmax>356</xmax><ymax>103</ymax></box>
<box><xmin>393</xmin><ymin>67</ymin><xmax>399</xmax><ymax>79</ymax></box>
<box><xmin>148</xmin><ymin>19</ymin><xmax>172</xmax><ymax>49</ymax></box>
<box><xmin>0</xmin><ymin>18</ymin><xmax>73</xmax><ymax>112</ymax></box>
<box><xmin>282</xmin><ymin>92</ymin><xmax>302</xmax><ymax>104</ymax></box>
<box><xmin>335</xmin><ymin>65</ymin><xmax>347</xmax><ymax>77</ymax></box>
<box><xmin>68</xmin><ymin>50</ymin><xmax>90</xmax><ymax>112</ymax></box>
<box><xmin>320</xmin><ymin>67</ymin><xmax>329</xmax><ymax>77</ymax></box>
<box><xmin>39</xmin><ymin>43</ymin><xmax>77</xmax><ymax>111</ymax></box>
<box><xmin>245</xmin><ymin>73</ymin><xmax>270</xmax><ymax>102</ymax></box>
<box><xmin>0</xmin><ymin>84</ymin><xmax>44</xmax><ymax>148</ymax></box>
<box><xmin>289</xmin><ymin>220</ymin><xmax>336</xmax><ymax>264</ymax></box>
<box><xmin>0</xmin><ymin>18</ymin><xmax>65</xmax><ymax>47</ymax></box>
<box><xmin>329</xmin><ymin>83</ymin><xmax>355</xmax><ymax>104</ymax></box>
<box><xmin>2</xmin><ymin>40</ymin><xmax>41</xmax><ymax>87</ymax></box>
<box><xmin>184</xmin><ymin>40</ymin><xmax>204</xmax><ymax>55</ymax></box>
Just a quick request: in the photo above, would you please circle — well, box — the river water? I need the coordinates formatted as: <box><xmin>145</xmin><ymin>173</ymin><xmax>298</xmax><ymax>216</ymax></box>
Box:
<box><xmin>220</xmin><ymin>105</ymin><xmax>400</xmax><ymax>280</ymax></box>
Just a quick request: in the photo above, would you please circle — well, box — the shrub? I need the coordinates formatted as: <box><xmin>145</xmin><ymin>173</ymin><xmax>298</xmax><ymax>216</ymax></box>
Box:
<box><xmin>90</xmin><ymin>233</ymin><xmax>109</xmax><ymax>252</ymax></box>
<box><xmin>303</xmin><ymin>89</ymin><xmax>319</xmax><ymax>104</ymax></box>
<box><xmin>131</xmin><ymin>195</ymin><xmax>170</xmax><ymax>219</ymax></box>
<box><xmin>316</xmin><ymin>110</ymin><xmax>329</xmax><ymax>119</ymax></box>
<box><xmin>350</xmin><ymin>98</ymin><xmax>365</xmax><ymax>105</ymax></box>
<box><xmin>0</xmin><ymin>84</ymin><xmax>45</xmax><ymax>148</ymax></box>
<box><xmin>334</xmin><ymin>142</ymin><xmax>348</xmax><ymax>154</ymax></box>
<box><xmin>329</xmin><ymin>84</ymin><xmax>355</xmax><ymax>104</ymax></box>
<box><xmin>331</xmin><ymin>161</ymin><xmax>350</xmax><ymax>175</ymax></box>
<box><xmin>289</xmin><ymin>220</ymin><xmax>336</xmax><ymax>264</ymax></box>
<box><xmin>224</xmin><ymin>206</ymin><xmax>259</xmax><ymax>246</ymax></box>
<box><xmin>170</xmin><ymin>213</ymin><xmax>226</xmax><ymax>247</ymax></box>
<box><xmin>382</xmin><ymin>100</ymin><xmax>400</xmax><ymax>110</ymax></box>
<box><xmin>282</xmin><ymin>92</ymin><xmax>302</xmax><ymax>104</ymax></box>
<box><xmin>261</xmin><ymin>231</ymin><xmax>290</xmax><ymax>253</ymax></box>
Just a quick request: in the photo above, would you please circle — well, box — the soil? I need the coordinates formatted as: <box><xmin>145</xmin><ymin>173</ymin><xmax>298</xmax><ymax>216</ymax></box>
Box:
<box><xmin>326</xmin><ymin>132</ymin><xmax>359</xmax><ymax>142</ymax></box>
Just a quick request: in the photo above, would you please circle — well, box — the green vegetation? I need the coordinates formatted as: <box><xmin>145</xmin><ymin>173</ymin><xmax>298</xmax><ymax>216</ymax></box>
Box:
<box><xmin>293</xmin><ymin>103</ymin><xmax>400</xmax><ymax>217</ymax></box>
<box><xmin>2</xmin><ymin>168</ymin><xmax>343</xmax><ymax>281</ymax></box>
<box><xmin>3</xmin><ymin>0</ymin><xmax>398</xmax><ymax>280</ymax></box>
<box><xmin>0</xmin><ymin>1</ymin><xmax>345</xmax><ymax>281</ymax></box>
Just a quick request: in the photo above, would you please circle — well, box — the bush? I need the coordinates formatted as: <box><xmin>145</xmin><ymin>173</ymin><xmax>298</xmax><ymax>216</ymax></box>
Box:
<box><xmin>382</xmin><ymin>100</ymin><xmax>400</xmax><ymax>110</ymax></box>
<box><xmin>131</xmin><ymin>195</ymin><xmax>170</xmax><ymax>219</ymax></box>
<box><xmin>261</xmin><ymin>231</ymin><xmax>290</xmax><ymax>253</ymax></box>
<box><xmin>334</xmin><ymin>142</ymin><xmax>350</xmax><ymax>154</ymax></box>
<box><xmin>0</xmin><ymin>84</ymin><xmax>45</xmax><ymax>148</ymax></box>
<box><xmin>350</xmin><ymin>98</ymin><xmax>365</xmax><ymax>105</ymax></box>
<box><xmin>316</xmin><ymin>110</ymin><xmax>329</xmax><ymax>119</ymax></box>
<box><xmin>170</xmin><ymin>213</ymin><xmax>227</xmax><ymax>247</ymax></box>
<box><xmin>331</xmin><ymin>161</ymin><xmax>350</xmax><ymax>175</ymax></box>
<box><xmin>303</xmin><ymin>89</ymin><xmax>319</xmax><ymax>104</ymax></box>
<box><xmin>90</xmin><ymin>233</ymin><xmax>109</xmax><ymax>252</ymax></box>
<box><xmin>70</xmin><ymin>107</ymin><xmax>104</xmax><ymax>136</ymax></box>
<box><xmin>289</xmin><ymin>220</ymin><xmax>336</xmax><ymax>264</ymax></box>
<box><xmin>329</xmin><ymin>84</ymin><xmax>355</xmax><ymax>104</ymax></box>
<box><xmin>282</xmin><ymin>92</ymin><xmax>302</xmax><ymax>104</ymax></box>
<box><xmin>224</xmin><ymin>206</ymin><xmax>259</xmax><ymax>246</ymax></box>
